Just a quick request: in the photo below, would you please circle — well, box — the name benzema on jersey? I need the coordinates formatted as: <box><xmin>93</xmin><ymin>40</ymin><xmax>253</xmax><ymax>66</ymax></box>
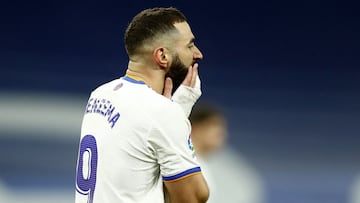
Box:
<box><xmin>85</xmin><ymin>97</ymin><xmax>120</xmax><ymax>128</ymax></box>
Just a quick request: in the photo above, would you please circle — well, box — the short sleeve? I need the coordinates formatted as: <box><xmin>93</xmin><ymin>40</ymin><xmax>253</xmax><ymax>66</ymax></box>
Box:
<box><xmin>148</xmin><ymin>103</ymin><xmax>201</xmax><ymax>182</ymax></box>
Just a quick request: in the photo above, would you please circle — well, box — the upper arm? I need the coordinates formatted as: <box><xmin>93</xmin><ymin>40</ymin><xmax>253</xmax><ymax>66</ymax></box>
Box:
<box><xmin>164</xmin><ymin>173</ymin><xmax>209</xmax><ymax>203</ymax></box>
<box><xmin>148</xmin><ymin>102</ymin><xmax>209</xmax><ymax>202</ymax></box>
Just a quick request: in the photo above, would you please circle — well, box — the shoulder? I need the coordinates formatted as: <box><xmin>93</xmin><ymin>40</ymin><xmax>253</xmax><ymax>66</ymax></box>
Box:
<box><xmin>150</xmin><ymin>95</ymin><xmax>187</xmax><ymax>123</ymax></box>
<box><xmin>141</xmin><ymin>93</ymin><xmax>190</xmax><ymax>139</ymax></box>
<box><xmin>148</xmin><ymin>97</ymin><xmax>191</xmax><ymax>145</ymax></box>
<box><xmin>88</xmin><ymin>77</ymin><xmax>187</xmax><ymax>123</ymax></box>
<box><xmin>91</xmin><ymin>78</ymin><xmax>124</xmax><ymax>93</ymax></box>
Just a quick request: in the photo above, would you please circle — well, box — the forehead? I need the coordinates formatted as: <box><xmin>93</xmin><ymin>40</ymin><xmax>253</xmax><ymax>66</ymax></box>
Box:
<box><xmin>173</xmin><ymin>22</ymin><xmax>195</xmax><ymax>43</ymax></box>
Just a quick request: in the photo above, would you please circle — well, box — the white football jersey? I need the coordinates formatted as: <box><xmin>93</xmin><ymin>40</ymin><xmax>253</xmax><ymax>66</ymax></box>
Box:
<box><xmin>75</xmin><ymin>76</ymin><xmax>201</xmax><ymax>203</ymax></box>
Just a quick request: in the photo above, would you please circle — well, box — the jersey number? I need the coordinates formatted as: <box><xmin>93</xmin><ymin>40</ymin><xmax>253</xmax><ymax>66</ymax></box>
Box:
<box><xmin>76</xmin><ymin>135</ymin><xmax>98</xmax><ymax>203</ymax></box>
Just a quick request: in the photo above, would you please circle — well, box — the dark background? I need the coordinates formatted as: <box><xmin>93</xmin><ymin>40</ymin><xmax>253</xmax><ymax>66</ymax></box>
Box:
<box><xmin>1</xmin><ymin>0</ymin><xmax>359</xmax><ymax>202</ymax></box>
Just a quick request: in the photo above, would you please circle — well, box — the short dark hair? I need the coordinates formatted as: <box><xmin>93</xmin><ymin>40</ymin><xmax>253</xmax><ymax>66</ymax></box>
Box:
<box><xmin>124</xmin><ymin>7</ymin><xmax>187</xmax><ymax>56</ymax></box>
<box><xmin>189</xmin><ymin>103</ymin><xmax>225</xmax><ymax>125</ymax></box>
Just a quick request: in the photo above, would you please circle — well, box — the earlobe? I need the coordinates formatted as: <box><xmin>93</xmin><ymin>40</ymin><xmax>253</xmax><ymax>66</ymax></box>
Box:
<box><xmin>153</xmin><ymin>47</ymin><xmax>169</xmax><ymax>69</ymax></box>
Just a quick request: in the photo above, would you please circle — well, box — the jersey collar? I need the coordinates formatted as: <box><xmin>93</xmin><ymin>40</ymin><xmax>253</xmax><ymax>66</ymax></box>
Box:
<box><xmin>122</xmin><ymin>75</ymin><xmax>146</xmax><ymax>84</ymax></box>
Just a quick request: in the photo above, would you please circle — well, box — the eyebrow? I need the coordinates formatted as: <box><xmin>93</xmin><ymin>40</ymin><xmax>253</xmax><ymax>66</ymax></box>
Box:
<box><xmin>188</xmin><ymin>37</ymin><xmax>195</xmax><ymax>45</ymax></box>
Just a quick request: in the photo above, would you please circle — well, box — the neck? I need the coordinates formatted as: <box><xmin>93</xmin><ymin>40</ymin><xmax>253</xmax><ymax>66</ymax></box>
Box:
<box><xmin>126</xmin><ymin>60</ymin><xmax>166</xmax><ymax>94</ymax></box>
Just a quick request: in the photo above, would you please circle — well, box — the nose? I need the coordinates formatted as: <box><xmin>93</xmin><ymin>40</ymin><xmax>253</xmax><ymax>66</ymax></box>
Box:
<box><xmin>194</xmin><ymin>45</ymin><xmax>203</xmax><ymax>60</ymax></box>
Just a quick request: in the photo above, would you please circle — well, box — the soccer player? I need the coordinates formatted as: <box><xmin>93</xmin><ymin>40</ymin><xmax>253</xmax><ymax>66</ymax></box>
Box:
<box><xmin>75</xmin><ymin>7</ymin><xmax>209</xmax><ymax>203</ymax></box>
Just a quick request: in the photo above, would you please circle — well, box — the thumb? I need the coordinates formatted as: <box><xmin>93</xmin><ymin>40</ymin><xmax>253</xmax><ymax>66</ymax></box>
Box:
<box><xmin>163</xmin><ymin>77</ymin><xmax>173</xmax><ymax>99</ymax></box>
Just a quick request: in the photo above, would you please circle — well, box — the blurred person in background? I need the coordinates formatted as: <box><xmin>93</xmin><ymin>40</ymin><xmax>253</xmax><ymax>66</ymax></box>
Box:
<box><xmin>190</xmin><ymin>102</ymin><xmax>266</xmax><ymax>203</ymax></box>
<box><xmin>349</xmin><ymin>174</ymin><xmax>360</xmax><ymax>203</ymax></box>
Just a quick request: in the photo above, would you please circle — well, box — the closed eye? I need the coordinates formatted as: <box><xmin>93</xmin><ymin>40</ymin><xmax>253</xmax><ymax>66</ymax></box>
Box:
<box><xmin>187</xmin><ymin>37</ymin><xmax>195</xmax><ymax>48</ymax></box>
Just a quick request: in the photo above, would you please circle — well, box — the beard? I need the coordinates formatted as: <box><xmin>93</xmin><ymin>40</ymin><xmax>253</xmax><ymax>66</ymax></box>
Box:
<box><xmin>165</xmin><ymin>54</ymin><xmax>193</xmax><ymax>94</ymax></box>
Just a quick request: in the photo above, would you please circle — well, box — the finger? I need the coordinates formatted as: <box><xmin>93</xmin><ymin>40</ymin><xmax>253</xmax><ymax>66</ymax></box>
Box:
<box><xmin>163</xmin><ymin>77</ymin><xmax>173</xmax><ymax>99</ymax></box>
<box><xmin>181</xmin><ymin>65</ymin><xmax>193</xmax><ymax>86</ymax></box>
<box><xmin>190</xmin><ymin>63</ymin><xmax>198</xmax><ymax>87</ymax></box>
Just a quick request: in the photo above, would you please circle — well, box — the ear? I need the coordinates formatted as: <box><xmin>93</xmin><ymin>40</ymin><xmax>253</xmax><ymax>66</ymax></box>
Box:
<box><xmin>153</xmin><ymin>47</ymin><xmax>170</xmax><ymax>69</ymax></box>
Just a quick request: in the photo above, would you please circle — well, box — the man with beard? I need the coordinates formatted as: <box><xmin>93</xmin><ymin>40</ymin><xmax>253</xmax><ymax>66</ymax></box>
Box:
<box><xmin>75</xmin><ymin>7</ymin><xmax>208</xmax><ymax>203</ymax></box>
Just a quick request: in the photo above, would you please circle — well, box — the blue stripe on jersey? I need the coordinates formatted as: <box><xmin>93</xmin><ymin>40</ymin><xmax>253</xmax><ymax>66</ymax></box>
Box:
<box><xmin>122</xmin><ymin>75</ymin><xmax>145</xmax><ymax>84</ymax></box>
<box><xmin>162</xmin><ymin>167</ymin><xmax>201</xmax><ymax>181</ymax></box>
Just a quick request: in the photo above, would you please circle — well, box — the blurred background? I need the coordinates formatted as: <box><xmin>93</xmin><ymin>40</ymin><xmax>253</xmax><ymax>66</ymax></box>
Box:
<box><xmin>0</xmin><ymin>0</ymin><xmax>359</xmax><ymax>202</ymax></box>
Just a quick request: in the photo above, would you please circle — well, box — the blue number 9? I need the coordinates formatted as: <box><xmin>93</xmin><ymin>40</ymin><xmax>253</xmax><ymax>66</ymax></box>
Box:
<box><xmin>76</xmin><ymin>135</ymin><xmax>98</xmax><ymax>203</ymax></box>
